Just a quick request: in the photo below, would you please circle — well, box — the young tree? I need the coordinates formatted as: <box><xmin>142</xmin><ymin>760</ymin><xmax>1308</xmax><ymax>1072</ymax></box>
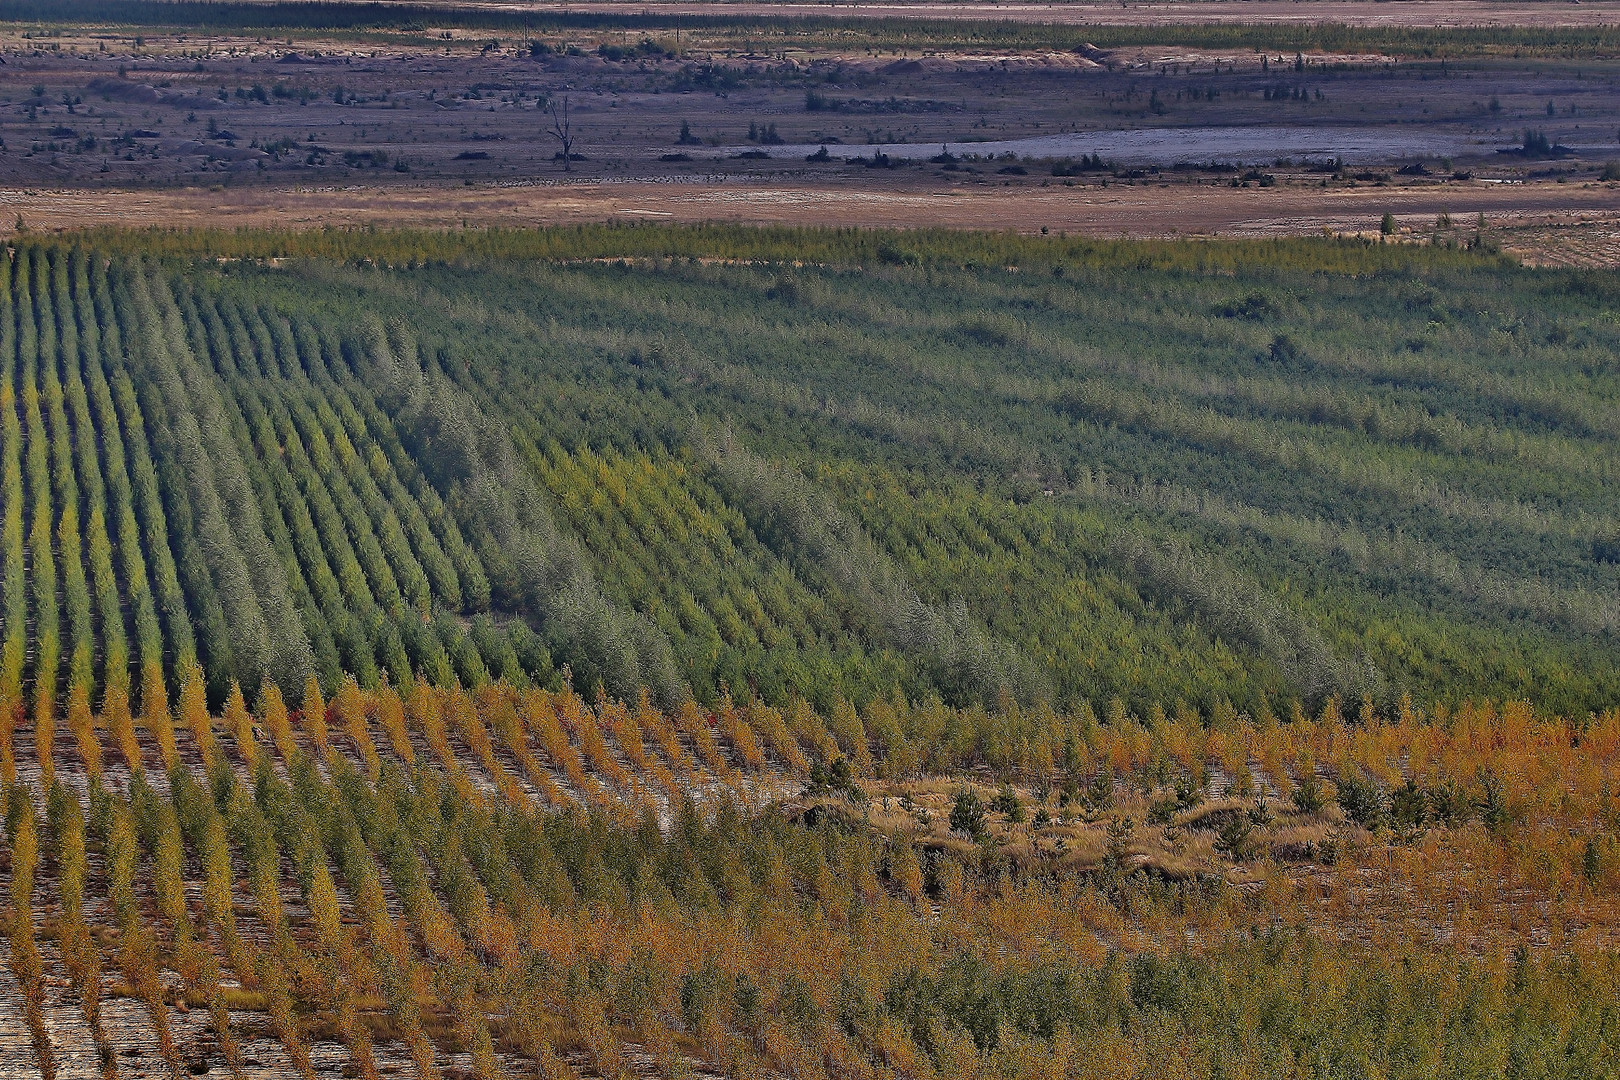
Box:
<box><xmin>65</xmin><ymin>684</ymin><xmax>100</xmax><ymax>783</ymax></box>
<box><xmin>951</xmin><ymin>787</ymin><xmax>986</xmax><ymax>839</ymax></box>
<box><xmin>140</xmin><ymin>658</ymin><xmax>177</xmax><ymax>769</ymax></box>
<box><xmin>178</xmin><ymin>662</ymin><xmax>218</xmax><ymax>770</ymax></box>
<box><xmin>301</xmin><ymin>674</ymin><xmax>329</xmax><ymax>753</ymax></box>
<box><xmin>48</xmin><ymin>782</ymin><xmax>113</xmax><ymax>1071</ymax></box>
<box><xmin>224</xmin><ymin>680</ymin><xmax>259</xmax><ymax>770</ymax></box>
<box><xmin>1293</xmin><ymin>770</ymin><xmax>1326</xmax><ymax>815</ymax></box>
<box><xmin>103</xmin><ymin>681</ymin><xmax>142</xmax><ymax>778</ymax></box>
<box><xmin>259</xmin><ymin>677</ymin><xmax>295</xmax><ymax>763</ymax></box>
<box><xmin>374</xmin><ymin>675</ymin><xmax>414</xmax><ymax>763</ymax></box>
<box><xmin>891</xmin><ymin>835</ymin><xmax>924</xmax><ymax>901</ymax></box>
<box><xmin>340</xmin><ymin>675</ymin><xmax>383</xmax><ymax>777</ymax></box>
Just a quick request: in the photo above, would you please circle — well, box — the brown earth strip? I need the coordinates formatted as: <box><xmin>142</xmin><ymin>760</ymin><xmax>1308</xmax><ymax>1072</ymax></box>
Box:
<box><xmin>5</xmin><ymin>177</ymin><xmax>1619</xmax><ymax>263</ymax></box>
<box><xmin>226</xmin><ymin>0</ymin><xmax>1620</xmax><ymax>30</ymax></box>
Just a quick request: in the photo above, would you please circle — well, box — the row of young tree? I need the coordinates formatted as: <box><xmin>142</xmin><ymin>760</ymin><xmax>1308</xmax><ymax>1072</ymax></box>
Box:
<box><xmin>8</xmin><ymin>232</ymin><xmax>1617</xmax><ymax>731</ymax></box>
<box><xmin>18</xmin><ymin>645</ymin><xmax>1620</xmax><ymax>867</ymax></box>
<box><xmin>3</xmin><ymin>667</ymin><xmax>1620</xmax><ymax>1080</ymax></box>
<box><xmin>0</xmin><ymin>243</ymin><xmax>596</xmax><ymax>746</ymax></box>
<box><xmin>203</xmin><ymin>235</ymin><xmax>1611</xmax><ymax>716</ymax></box>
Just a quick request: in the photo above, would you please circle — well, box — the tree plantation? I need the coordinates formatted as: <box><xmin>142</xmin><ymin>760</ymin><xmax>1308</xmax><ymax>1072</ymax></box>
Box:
<box><xmin>6</xmin><ymin>232</ymin><xmax>1618</xmax><ymax>721</ymax></box>
<box><xmin>0</xmin><ymin>228</ymin><xmax>1618</xmax><ymax>1079</ymax></box>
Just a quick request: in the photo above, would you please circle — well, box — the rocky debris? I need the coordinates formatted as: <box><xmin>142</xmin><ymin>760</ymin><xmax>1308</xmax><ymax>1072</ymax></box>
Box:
<box><xmin>0</xmin><ymin>943</ymin><xmax>40</xmax><ymax>1079</ymax></box>
<box><xmin>171</xmin><ymin>142</ymin><xmax>267</xmax><ymax>162</ymax></box>
<box><xmin>34</xmin><ymin>942</ymin><xmax>102</xmax><ymax>1080</ymax></box>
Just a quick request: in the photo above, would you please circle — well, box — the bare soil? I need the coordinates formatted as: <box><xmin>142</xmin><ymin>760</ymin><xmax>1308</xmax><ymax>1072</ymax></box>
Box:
<box><xmin>4</xmin><ymin>24</ymin><xmax>1619</xmax><ymax>188</ymax></box>
<box><xmin>197</xmin><ymin>0</ymin><xmax>1620</xmax><ymax>30</ymax></box>
<box><xmin>1</xmin><ymin>21</ymin><xmax>1614</xmax><ymax>261</ymax></box>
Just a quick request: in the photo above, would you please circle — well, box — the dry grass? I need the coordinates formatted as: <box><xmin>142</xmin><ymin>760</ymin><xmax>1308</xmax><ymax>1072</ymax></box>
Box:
<box><xmin>853</xmin><ymin>777</ymin><xmax>1341</xmax><ymax>882</ymax></box>
<box><xmin>5</xmin><ymin>181</ymin><xmax>1620</xmax><ymax>266</ymax></box>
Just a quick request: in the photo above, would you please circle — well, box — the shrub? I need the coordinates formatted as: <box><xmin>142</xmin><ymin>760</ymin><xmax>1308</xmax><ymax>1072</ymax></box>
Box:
<box><xmin>1293</xmin><ymin>772</ymin><xmax>1326</xmax><ymax>815</ymax></box>
<box><xmin>951</xmin><ymin>787</ymin><xmax>987</xmax><ymax>839</ymax></box>
<box><xmin>992</xmin><ymin>785</ymin><xmax>1025</xmax><ymax>823</ymax></box>
<box><xmin>1214</xmin><ymin>811</ymin><xmax>1254</xmax><ymax>860</ymax></box>
<box><xmin>1336</xmin><ymin>770</ymin><xmax>1386</xmax><ymax>830</ymax></box>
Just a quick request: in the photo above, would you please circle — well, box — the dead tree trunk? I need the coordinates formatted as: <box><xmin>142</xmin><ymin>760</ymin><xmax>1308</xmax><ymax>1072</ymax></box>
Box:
<box><xmin>547</xmin><ymin>95</ymin><xmax>575</xmax><ymax>173</ymax></box>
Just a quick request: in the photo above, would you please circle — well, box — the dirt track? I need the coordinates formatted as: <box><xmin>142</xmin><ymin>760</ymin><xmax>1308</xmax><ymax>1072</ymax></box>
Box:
<box><xmin>416</xmin><ymin>0</ymin><xmax>1620</xmax><ymax>27</ymax></box>
<box><xmin>6</xmin><ymin>176</ymin><xmax>1619</xmax><ymax>262</ymax></box>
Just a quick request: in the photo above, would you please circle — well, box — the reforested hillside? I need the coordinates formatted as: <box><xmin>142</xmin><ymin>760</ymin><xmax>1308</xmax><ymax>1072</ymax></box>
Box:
<box><xmin>1</xmin><ymin>229</ymin><xmax>1619</xmax><ymax>1080</ymax></box>
<box><xmin>4</xmin><ymin>231</ymin><xmax>1615</xmax><ymax>729</ymax></box>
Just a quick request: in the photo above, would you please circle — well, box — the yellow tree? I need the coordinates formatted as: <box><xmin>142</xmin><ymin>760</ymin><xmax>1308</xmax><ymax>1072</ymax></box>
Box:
<box><xmin>259</xmin><ymin>678</ymin><xmax>295</xmax><ymax>764</ymax></box>
<box><xmin>179</xmin><ymin>663</ymin><xmax>218</xmax><ymax>770</ymax></box>
<box><xmin>334</xmin><ymin>674</ymin><xmax>380</xmax><ymax>779</ymax></box>
<box><xmin>224</xmin><ymin>681</ymin><xmax>259</xmax><ymax>771</ymax></box>
<box><xmin>102</xmin><ymin>682</ymin><xmax>141</xmax><ymax>778</ymax></box>
<box><xmin>140</xmin><ymin>660</ymin><xmax>176</xmax><ymax>769</ymax></box>
<box><xmin>301</xmin><ymin>674</ymin><xmax>329</xmax><ymax>754</ymax></box>
<box><xmin>65</xmin><ymin>683</ymin><xmax>101</xmax><ymax>784</ymax></box>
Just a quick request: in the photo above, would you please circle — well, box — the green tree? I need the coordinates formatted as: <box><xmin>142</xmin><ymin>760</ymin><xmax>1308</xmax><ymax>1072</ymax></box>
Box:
<box><xmin>951</xmin><ymin>787</ymin><xmax>986</xmax><ymax>839</ymax></box>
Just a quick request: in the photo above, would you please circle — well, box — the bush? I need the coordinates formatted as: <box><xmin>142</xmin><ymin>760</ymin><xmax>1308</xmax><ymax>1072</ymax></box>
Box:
<box><xmin>1335</xmin><ymin>770</ymin><xmax>1386</xmax><ymax>830</ymax></box>
<box><xmin>1389</xmin><ymin>779</ymin><xmax>1427</xmax><ymax>829</ymax></box>
<box><xmin>951</xmin><ymin>787</ymin><xmax>986</xmax><ymax>838</ymax></box>
<box><xmin>1292</xmin><ymin>772</ymin><xmax>1326</xmax><ymax>814</ymax></box>
<box><xmin>1214</xmin><ymin>811</ymin><xmax>1254</xmax><ymax>860</ymax></box>
<box><xmin>992</xmin><ymin>785</ymin><xmax>1025</xmax><ymax>823</ymax></box>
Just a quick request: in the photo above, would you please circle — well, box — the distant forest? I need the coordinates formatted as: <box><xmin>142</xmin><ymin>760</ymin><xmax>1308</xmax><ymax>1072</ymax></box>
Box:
<box><xmin>10</xmin><ymin>0</ymin><xmax>1620</xmax><ymax>57</ymax></box>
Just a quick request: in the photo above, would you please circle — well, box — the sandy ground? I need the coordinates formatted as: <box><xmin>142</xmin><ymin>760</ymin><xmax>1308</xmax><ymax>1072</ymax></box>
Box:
<box><xmin>6</xmin><ymin>19</ymin><xmax>1617</xmax><ymax>192</ymax></box>
<box><xmin>411</xmin><ymin>0</ymin><xmax>1620</xmax><ymax>28</ymax></box>
<box><xmin>5</xmin><ymin>176</ymin><xmax>1618</xmax><ymax>263</ymax></box>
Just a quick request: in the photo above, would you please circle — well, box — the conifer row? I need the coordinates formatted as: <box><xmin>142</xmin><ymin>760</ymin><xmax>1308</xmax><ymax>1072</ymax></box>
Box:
<box><xmin>0</xmin><ymin>252</ymin><xmax>26</xmax><ymax>778</ymax></box>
